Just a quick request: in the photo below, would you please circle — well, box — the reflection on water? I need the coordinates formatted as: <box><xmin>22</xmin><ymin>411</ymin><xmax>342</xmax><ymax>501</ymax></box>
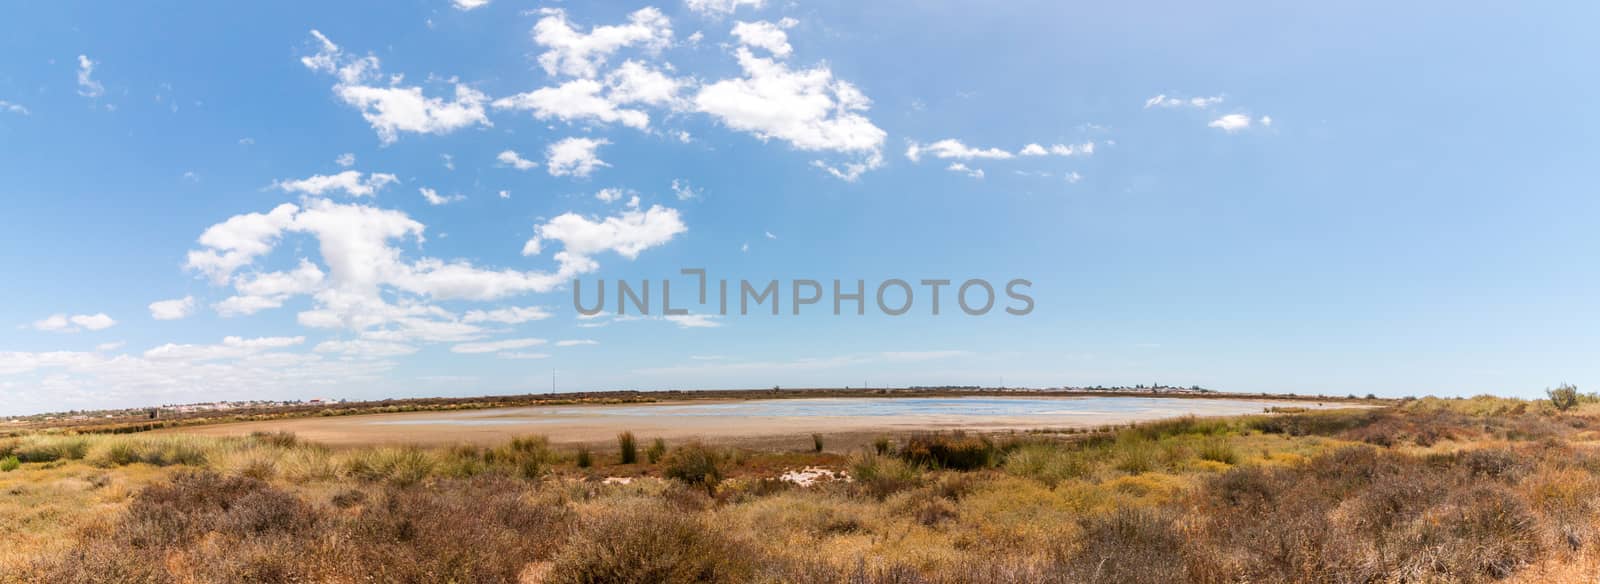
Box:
<box><xmin>367</xmin><ymin>396</ymin><xmax>1297</xmax><ymax>426</ymax></box>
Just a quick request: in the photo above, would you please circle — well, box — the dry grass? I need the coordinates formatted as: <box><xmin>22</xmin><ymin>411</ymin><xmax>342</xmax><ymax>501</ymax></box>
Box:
<box><xmin>4</xmin><ymin>402</ymin><xmax>1600</xmax><ymax>583</ymax></box>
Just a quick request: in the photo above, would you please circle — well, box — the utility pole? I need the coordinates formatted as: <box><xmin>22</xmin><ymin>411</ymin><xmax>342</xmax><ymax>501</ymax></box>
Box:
<box><xmin>551</xmin><ymin>369</ymin><xmax>556</xmax><ymax>394</ymax></box>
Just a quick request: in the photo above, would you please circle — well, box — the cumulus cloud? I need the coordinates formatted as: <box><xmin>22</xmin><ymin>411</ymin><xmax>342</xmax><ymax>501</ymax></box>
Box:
<box><xmin>275</xmin><ymin>170</ymin><xmax>399</xmax><ymax>197</ymax></box>
<box><xmin>148</xmin><ymin>297</ymin><xmax>196</xmax><ymax>320</ymax></box>
<box><xmin>905</xmin><ymin>139</ymin><xmax>1013</xmax><ymax>162</ymax></box>
<box><xmin>671</xmin><ymin>178</ymin><xmax>702</xmax><ymax>200</ymax></box>
<box><xmin>301</xmin><ymin>30</ymin><xmax>490</xmax><ymax>143</ymax></box>
<box><xmin>185</xmin><ymin>196</ymin><xmax>684</xmax><ymax>345</ymax></box>
<box><xmin>31</xmin><ymin>313</ymin><xmax>117</xmax><ymax>333</ymax></box>
<box><xmin>76</xmin><ymin>55</ymin><xmax>104</xmax><ymax>98</ymax></box>
<box><xmin>1208</xmin><ymin>113</ymin><xmax>1252</xmax><ymax>133</ymax></box>
<box><xmin>546</xmin><ymin>137</ymin><xmax>610</xmax><ymax>177</ymax></box>
<box><xmin>493</xmin><ymin>61</ymin><xmax>683</xmax><ymax>130</ymax></box>
<box><xmin>531</xmin><ymin>7</ymin><xmax>673</xmax><ymax>79</ymax></box>
<box><xmin>695</xmin><ymin>47</ymin><xmax>885</xmax><ymax>179</ymax></box>
<box><xmin>731</xmin><ymin>19</ymin><xmax>796</xmax><ymax>58</ymax></box>
<box><xmin>336</xmin><ymin>153</ymin><xmax>356</xmax><ymax>167</ymax></box>
<box><xmin>452</xmin><ymin>0</ymin><xmax>490</xmax><ymax>10</ymax></box>
<box><xmin>946</xmin><ymin>163</ymin><xmax>984</xmax><ymax>179</ymax></box>
<box><xmin>497</xmin><ymin>150</ymin><xmax>538</xmax><ymax>170</ymax></box>
<box><xmin>556</xmin><ymin>339</ymin><xmax>598</xmax><ymax>347</ymax></box>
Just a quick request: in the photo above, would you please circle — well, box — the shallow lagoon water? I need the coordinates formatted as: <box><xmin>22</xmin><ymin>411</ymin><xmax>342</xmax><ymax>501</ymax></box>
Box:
<box><xmin>366</xmin><ymin>396</ymin><xmax>1300</xmax><ymax>426</ymax></box>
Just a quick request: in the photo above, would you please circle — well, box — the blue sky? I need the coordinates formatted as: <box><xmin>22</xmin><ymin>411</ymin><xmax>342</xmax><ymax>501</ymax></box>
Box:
<box><xmin>2</xmin><ymin>1</ymin><xmax>1597</xmax><ymax>414</ymax></box>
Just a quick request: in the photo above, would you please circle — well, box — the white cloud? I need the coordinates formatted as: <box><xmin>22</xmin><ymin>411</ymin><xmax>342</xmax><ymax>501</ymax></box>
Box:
<box><xmin>731</xmin><ymin>20</ymin><xmax>794</xmax><ymax>58</ymax></box>
<box><xmin>946</xmin><ymin>163</ymin><xmax>984</xmax><ymax>179</ymax></box>
<box><xmin>1018</xmin><ymin>142</ymin><xmax>1095</xmax><ymax>157</ymax></box>
<box><xmin>76</xmin><ymin>55</ymin><xmax>104</xmax><ymax>98</ymax></box>
<box><xmin>764</xmin><ymin>231</ymin><xmax>777</xmax><ymax>239</ymax></box>
<box><xmin>595</xmin><ymin>188</ymin><xmax>627</xmax><ymax>203</ymax></box>
<box><xmin>31</xmin><ymin>313</ymin><xmax>117</xmax><ymax>333</ymax></box>
<box><xmin>546</xmin><ymin>137</ymin><xmax>610</xmax><ymax>177</ymax></box>
<box><xmin>497</xmin><ymin>150</ymin><xmax>538</xmax><ymax>171</ymax></box>
<box><xmin>1065</xmin><ymin>171</ymin><xmax>1083</xmax><ymax>184</ymax></box>
<box><xmin>1260</xmin><ymin>115</ymin><xmax>1273</xmax><ymax>127</ymax></box>
<box><xmin>95</xmin><ymin>342</ymin><xmax>125</xmax><ymax>352</ymax></box>
<box><xmin>452</xmin><ymin>0</ymin><xmax>490</xmax><ymax>11</ymax></box>
<box><xmin>450</xmin><ymin>338</ymin><xmax>547</xmax><ymax>354</ymax></box>
<box><xmin>556</xmin><ymin>339</ymin><xmax>598</xmax><ymax>347</ymax></box>
<box><xmin>301</xmin><ymin>31</ymin><xmax>491</xmax><ymax>143</ymax></box>
<box><xmin>695</xmin><ymin>47</ymin><xmax>885</xmax><ymax>179</ymax></box>
<box><xmin>494</xmin><ymin>61</ymin><xmax>683</xmax><ymax>130</ymax></box>
<box><xmin>419</xmin><ymin>187</ymin><xmax>465</xmax><ymax>205</ymax></box>
<box><xmin>215</xmin><ymin>259</ymin><xmax>327</xmax><ymax>317</ymax></box>
<box><xmin>144</xmin><ymin>335</ymin><xmax>305</xmax><ymax>361</ymax></box>
<box><xmin>0</xmin><ymin>100</ymin><xmax>30</xmax><ymax>115</ymax></box>
<box><xmin>531</xmin><ymin>7</ymin><xmax>673</xmax><ymax>79</ymax></box>
<box><xmin>184</xmin><ymin>203</ymin><xmax>300</xmax><ymax>283</ymax></box>
<box><xmin>1208</xmin><ymin>114</ymin><xmax>1252</xmax><ymax>133</ymax></box>
<box><xmin>148</xmin><ymin>297</ymin><xmax>196</xmax><ymax>321</ymax></box>
<box><xmin>498</xmin><ymin>190</ymin><xmax>511</xmax><ymax>199</ymax></box>
<box><xmin>665</xmin><ymin>314</ymin><xmax>721</xmax><ymax>328</ymax></box>
<box><xmin>441</xmin><ymin>154</ymin><xmax>455</xmax><ymax>171</ymax></box>
<box><xmin>461</xmin><ymin>306</ymin><xmax>553</xmax><ymax>324</ymax></box>
<box><xmin>671</xmin><ymin>179</ymin><xmax>702</xmax><ymax>200</ymax></box>
<box><xmin>275</xmin><ymin>170</ymin><xmax>399</xmax><ymax>198</ymax></box>
<box><xmin>494</xmin><ymin>79</ymin><xmax>650</xmax><ymax>129</ymax></box>
<box><xmin>527</xmin><ymin>204</ymin><xmax>688</xmax><ymax>269</ymax></box>
<box><xmin>336</xmin><ymin>153</ymin><xmax>356</xmax><ymax>167</ymax></box>
<box><xmin>1144</xmin><ymin>94</ymin><xmax>1223</xmax><ymax>109</ymax></box>
<box><xmin>314</xmin><ymin>339</ymin><xmax>418</xmax><ymax>358</ymax></box>
<box><xmin>685</xmin><ymin>0</ymin><xmax>765</xmax><ymax>16</ymax></box>
<box><xmin>905</xmin><ymin>139</ymin><xmax>1013</xmax><ymax>162</ymax></box>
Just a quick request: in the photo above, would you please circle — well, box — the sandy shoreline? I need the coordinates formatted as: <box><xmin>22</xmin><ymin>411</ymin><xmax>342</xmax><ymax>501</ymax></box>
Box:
<box><xmin>158</xmin><ymin>395</ymin><xmax>1352</xmax><ymax>448</ymax></box>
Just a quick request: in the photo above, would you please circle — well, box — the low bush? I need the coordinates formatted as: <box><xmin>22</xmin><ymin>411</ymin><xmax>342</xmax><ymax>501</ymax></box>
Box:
<box><xmin>850</xmin><ymin>450</ymin><xmax>921</xmax><ymax>498</ymax></box>
<box><xmin>1004</xmin><ymin>442</ymin><xmax>1089</xmax><ymax>485</ymax></box>
<box><xmin>663</xmin><ymin>443</ymin><xmax>722</xmax><ymax>493</ymax></box>
<box><xmin>0</xmin><ymin>455</ymin><xmax>19</xmax><ymax>472</ymax></box>
<box><xmin>548</xmin><ymin>500</ymin><xmax>753</xmax><ymax>584</ymax></box>
<box><xmin>1197</xmin><ymin>437</ymin><xmax>1237</xmax><ymax>465</ymax></box>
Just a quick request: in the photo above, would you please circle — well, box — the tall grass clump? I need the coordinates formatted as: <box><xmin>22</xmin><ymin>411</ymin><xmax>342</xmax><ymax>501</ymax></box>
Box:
<box><xmin>85</xmin><ymin>437</ymin><xmax>208</xmax><ymax>468</ymax></box>
<box><xmin>1004</xmin><ymin>442</ymin><xmax>1090</xmax><ymax>485</ymax></box>
<box><xmin>1197</xmin><ymin>437</ymin><xmax>1238</xmax><ymax>465</ymax></box>
<box><xmin>488</xmin><ymin>434</ymin><xmax>556</xmax><ymax>479</ymax></box>
<box><xmin>548</xmin><ymin>500</ymin><xmax>753</xmax><ymax>584</ymax></box>
<box><xmin>343</xmin><ymin>447</ymin><xmax>436</xmax><ymax>486</ymax></box>
<box><xmin>249</xmin><ymin>430</ymin><xmax>299</xmax><ymax>448</ymax></box>
<box><xmin>13</xmin><ymin>435</ymin><xmax>89</xmax><ymax>463</ymax></box>
<box><xmin>0</xmin><ymin>455</ymin><xmax>18</xmax><ymax>472</ymax></box>
<box><xmin>647</xmin><ymin>437</ymin><xmax>668</xmax><ymax>464</ymax></box>
<box><xmin>575</xmin><ymin>446</ymin><xmax>594</xmax><ymax>468</ymax></box>
<box><xmin>663</xmin><ymin>443</ymin><xmax>722</xmax><ymax>493</ymax></box>
<box><xmin>618</xmin><ymin>431</ymin><xmax>638</xmax><ymax>464</ymax></box>
<box><xmin>1112</xmin><ymin>435</ymin><xmax>1159</xmax><ymax>475</ymax></box>
<box><xmin>811</xmin><ymin>433</ymin><xmax>825</xmax><ymax>453</ymax></box>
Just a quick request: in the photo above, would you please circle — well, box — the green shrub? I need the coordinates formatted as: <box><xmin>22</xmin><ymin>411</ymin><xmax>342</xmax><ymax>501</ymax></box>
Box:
<box><xmin>811</xmin><ymin>433</ymin><xmax>824</xmax><ymax>453</ymax></box>
<box><xmin>618</xmin><ymin>432</ymin><xmax>638</xmax><ymax>464</ymax></box>
<box><xmin>575</xmin><ymin>446</ymin><xmax>594</xmax><ymax>468</ymax></box>
<box><xmin>646</xmin><ymin>438</ymin><xmax>668</xmax><ymax>464</ymax></box>
<box><xmin>662</xmin><ymin>443</ymin><xmax>722</xmax><ymax>493</ymax></box>
<box><xmin>1112</xmin><ymin>436</ymin><xmax>1158</xmax><ymax>475</ymax></box>
<box><xmin>872</xmin><ymin>435</ymin><xmax>893</xmax><ymax>455</ymax></box>
<box><xmin>1548</xmin><ymin>384</ymin><xmax>1580</xmax><ymax>412</ymax></box>
<box><xmin>0</xmin><ymin>455</ymin><xmax>19</xmax><ymax>472</ymax></box>
<box><xmin>851</xmin><ymin>451</ymin><xmax>922</xmax><ymax>498</ymax></box>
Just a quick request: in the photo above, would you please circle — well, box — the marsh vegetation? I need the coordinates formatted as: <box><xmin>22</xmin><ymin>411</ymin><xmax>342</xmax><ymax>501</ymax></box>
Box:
<box><xmin>2</xmin><ymin>396</ymin><xmax>1599</xmax><ymax>583</ymax></box>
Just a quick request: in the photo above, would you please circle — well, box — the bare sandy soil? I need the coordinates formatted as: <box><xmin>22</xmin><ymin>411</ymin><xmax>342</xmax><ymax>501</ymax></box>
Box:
<box><xmin>159</xmin><ymin>396</ymin><xmax>1350</xmax><ymax>449</ymax></box>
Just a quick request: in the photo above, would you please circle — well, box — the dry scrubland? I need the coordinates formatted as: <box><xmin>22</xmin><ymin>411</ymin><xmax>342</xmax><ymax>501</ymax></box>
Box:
<box><xmin>3</xmin><ymin>396</ymin><xmax>1600</xmax><ymax>583</ymax></box>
